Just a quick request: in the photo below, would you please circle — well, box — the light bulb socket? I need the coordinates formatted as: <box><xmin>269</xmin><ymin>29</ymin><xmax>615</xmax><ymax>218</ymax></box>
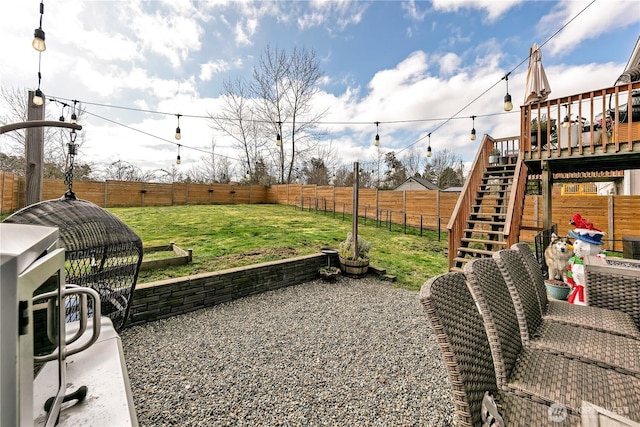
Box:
<box><xmin>503</xmin><ymin>93</ymin><xmax>513</xmax><ymax>112</ymax></box>
<box><xmin>71</xmin><ymin>112</ymin><xmax>77</xmax><ymax>124</ymax></box>
<box><xmin>175</xmin><ymin>127</ymin><xmax>181</xmax><ymax>140</ymax></box>
<box><xmin>33</xmin><ymin>28</ymin><xmax>46</xmax><ymax>52</ymax></box>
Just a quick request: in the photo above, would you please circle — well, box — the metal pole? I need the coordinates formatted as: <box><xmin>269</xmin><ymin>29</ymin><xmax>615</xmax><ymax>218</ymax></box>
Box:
<box><xmin>352</xmin><ymin>162</ymin><xmax>359</xmax><ymax>260</ymax></box>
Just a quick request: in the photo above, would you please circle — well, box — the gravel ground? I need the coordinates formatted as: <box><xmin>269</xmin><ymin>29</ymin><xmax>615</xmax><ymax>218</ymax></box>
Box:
<box><xmin>120</xmin><ymin>276</ymin><xmax>455</xmax><ymax>426</ymax></box>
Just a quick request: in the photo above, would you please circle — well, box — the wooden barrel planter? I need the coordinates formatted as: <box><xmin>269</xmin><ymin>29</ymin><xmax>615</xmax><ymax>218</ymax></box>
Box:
<box><xmin>339</xmin><ymin>257</ymin><xmax>369</xmax><ymax>278</ymax></box>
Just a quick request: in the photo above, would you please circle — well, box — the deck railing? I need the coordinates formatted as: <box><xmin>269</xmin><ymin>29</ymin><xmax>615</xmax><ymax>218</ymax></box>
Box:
<box><xmin>520</xmin><ymin>81</ymin><xmax>640</xmax><ymax>159</ymax></box>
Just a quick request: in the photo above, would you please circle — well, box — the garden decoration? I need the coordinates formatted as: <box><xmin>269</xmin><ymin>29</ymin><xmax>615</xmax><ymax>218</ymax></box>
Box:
<box><xmin>319</xmin><ymin>248</ymin><xmax>340</xmax><ymax>281</ymax></box>
<box><xmin>565</xmin><ymin>213</ymin><xmax>605</xmax><ymax>305</ymax></box>
<box><xmin>338</xmin><ymin>232</ymin><xmax>371</xmax><ymax>278</ymax></box>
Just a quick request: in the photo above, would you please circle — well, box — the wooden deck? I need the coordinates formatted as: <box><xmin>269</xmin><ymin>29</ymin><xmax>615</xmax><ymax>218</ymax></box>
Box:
<box><xmin>521</xmin><ymin>81</ymin><xmax>640</xmax><ymax>175</ymax></box>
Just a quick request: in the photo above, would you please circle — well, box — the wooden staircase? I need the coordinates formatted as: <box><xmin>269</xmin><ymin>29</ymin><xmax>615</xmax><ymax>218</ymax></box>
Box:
<box><xmin>447</xmin><ymin>135</ymin><xmax>528</xmax><ymax>272</ymax></box>
<box><xmin>451</xmin><ymin>163</ymin><xmax>514</xmax><ymax>272</ymax></box>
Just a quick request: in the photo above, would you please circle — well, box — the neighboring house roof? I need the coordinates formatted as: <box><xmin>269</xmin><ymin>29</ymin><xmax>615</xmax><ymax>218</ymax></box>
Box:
<box><xmin>442</xmin><ymin>186</ymin><xmax>463</xmax><ymax>192</ymax></box>
<box><xmin>393</xmin><ymin>176</ymin><xmax>440</xmax><ymax>191</ymax></box>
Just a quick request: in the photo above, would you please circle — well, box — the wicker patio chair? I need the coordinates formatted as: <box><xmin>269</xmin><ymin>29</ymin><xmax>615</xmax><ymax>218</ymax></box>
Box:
<box><xmin>3</xmin><ymin>196</ymin><xmax>143</xmax><ymax>331</ymax></box>
<box><xmin>512</xmin><ymin>242</ymin><xmax>640</xmax><ymax>339</ymax></box>
<box><xmin>464</xmin><ymin>257</ymin><xmax>640</xmax><ymax>422</ymax></box>
<box><xmin>492</xmin><ymin>248</ymin><xmax>640</xmax><ymax>378</ymax></box>
<box><xmin>584</xmin><ymin>256</ymin><xmax>640</xmax><ymax>330</ymax></box>
<box><xmin>419</xmin><ymin>272</ymin><xmax>579</xmax><ymax>426</ymax></box>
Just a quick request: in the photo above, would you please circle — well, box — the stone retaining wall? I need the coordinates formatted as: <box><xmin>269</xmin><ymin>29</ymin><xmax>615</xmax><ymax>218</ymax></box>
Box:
<box><xmin>126</xmin><ymin>252</ymin><xmax>336</xmax><ymax>327</ymax></box>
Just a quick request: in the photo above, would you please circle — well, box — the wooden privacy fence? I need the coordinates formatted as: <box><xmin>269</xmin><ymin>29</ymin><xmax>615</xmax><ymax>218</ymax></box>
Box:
<box><xmin>1</xmin><ymin>173</ymin><xmax>638</xmax><ymax>252</ymax></box>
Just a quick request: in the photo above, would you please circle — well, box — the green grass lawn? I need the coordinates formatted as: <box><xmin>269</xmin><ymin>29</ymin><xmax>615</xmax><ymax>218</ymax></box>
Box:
<box><xmin>108</xmin><ymin>204</ymin><xmax>449</xmax><ymax>291</ymax></box>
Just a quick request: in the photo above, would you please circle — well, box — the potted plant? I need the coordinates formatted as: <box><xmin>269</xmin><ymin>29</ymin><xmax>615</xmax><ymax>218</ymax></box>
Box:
<box><xmin>488</xmin><ymin>148</ymin><xmax>501</xmax><ymax>164</ymax></box>
<box><xmin>338</xmin><ymin>232</ymin><xmax>371</xmax><ymax>278</ymax></box>
<box><xmin>530</xmin><ymin>115</ymin><xmax>556</xmax><ymax>148</ymax></box>
<box><xmin>319</xmin><ymin>265</ymin><xmax>341</xmax><ymax>281</ymax></box>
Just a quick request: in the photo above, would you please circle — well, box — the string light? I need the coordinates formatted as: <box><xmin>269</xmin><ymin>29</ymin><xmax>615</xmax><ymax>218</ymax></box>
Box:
<box><xmin>46</xmin><ymin>2</ymin><xmax>595</xmax><ymax>166</ymax></box>
<box><xmin>175</xmin><ymin>114</ymin><xmax>182</xmax><ymax>140</ymax></box>
<box><xmin>374</xmin><ymin>121</ymin><xmax>380</xmax><ymax>147</ymax></box>
<box><xmin>71</xmin><ymin>100</ymin><xmax>78</xmax><ymax>124</ymax></box>
<box><xmin>176</xmin><ymin>144</ymin><xmax>181</xmax><ymax>164</ymax></box>
<box><xmin>32</xmin><ymin>1</ymin><xmax>46</xmax><ymax>52</ymax></box>
<box><xmin>59</xmin><ymin>103</ymin><xmax>66</xmax><ymax>121</ymax></box>
<box><xmin>470</xmin><ymin>115</ymin><xmax>477</xmax><ymax>141</ymax></box>
<box><xmin>503</xmin><ymin>73</ymin><xmax>513</xmax><ymax>112</ymax></box>
<box><xmin>276</xmin><ymin>121</ymin><xmax>282</xmax><ymax>147</ymax></box>
<box><xmin>33</xmin><ymin>74</ymin><xmax>44</xmax><ymax>106</ymax></box>
<box><xmin>427</xmin><ymin>133</ymin><xmax>433</xmax><ymax>158</ymax></box>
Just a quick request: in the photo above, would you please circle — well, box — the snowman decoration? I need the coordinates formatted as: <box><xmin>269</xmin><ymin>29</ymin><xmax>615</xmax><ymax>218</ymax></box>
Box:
<box><xmin>565</xmin><ymin>214</ymin><xmax>605</xmax><ymax>305</ymax></box>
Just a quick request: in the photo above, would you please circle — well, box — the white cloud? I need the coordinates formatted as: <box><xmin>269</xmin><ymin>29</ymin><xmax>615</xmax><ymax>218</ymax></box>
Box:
<box><xmin>234</xmin><ymin>18</ymin><xmax>258</xmax><ymax>46</ymax></box>
<box><xmin>200</xmin><ymin>60</ymin><xmax>232</xmax><ymax>81</ymax></box>
<box><xmin>297</xmin><ymin>0</ymin><xmax>367</xmax><ymax>31</ymax></box>
<box><xmin>538</xmin><ymin>0</ymin><xmax>640</xmax><ymax>58</ymax></box>
<box><xmin>401</xmin><ymin>0</ymin><xmax>429</xmax><ymax>21</ymax></box>
<box><xmin>127</xmin><ymin>3</ymin><xmax>204</xmax><ymax>68</ymax></box>
<box><xmin>431</xmin><ymin>0</ymin><xmax>522</xmax><ymax>21</ymax></box>
<box><xmin>438</xmin><ymin>53</ymin><xmax>462</xmax><ymax>75</ymax></box>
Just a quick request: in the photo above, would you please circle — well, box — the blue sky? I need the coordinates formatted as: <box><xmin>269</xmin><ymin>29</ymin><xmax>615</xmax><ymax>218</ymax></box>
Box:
<box><xmin>1</xmin><ymin>0</ymin><xmax>639</xmax><ymax>179</ymax></box>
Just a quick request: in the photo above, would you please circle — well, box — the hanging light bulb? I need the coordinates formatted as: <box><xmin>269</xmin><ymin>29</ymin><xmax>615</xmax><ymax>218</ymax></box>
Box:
<box><xmin>175</xmin><ymin>114</ymin><xmax>182</xmax><ymax>140</ymax></box>
<box><xmin>246</xmin><ymin>170</ymin><xmax>250</xmax><ymax>180</ymax></box>
<box><xmin>295</xmin><ymin>176</ymin><xmax>300</xmax><ymax>184</ymax></box>
<box><xmin>374</xmin><ymin>121</ymin><xmax>380</xmax><ymax>147</ymax></box>
<box><xmin>276</xmin><ymin>121</ymin><xmax>282</xmax><ymax>147</ymax></box>
<box><xmin>32</xmin><ymin>1</ymin><xmax>46</xmax><ymax>52</ymax></box>
<box><xmin>562</xmin><ymin>104</ymin><xmax>570</xmax><ymax>128</ymax></box>
<box><xmin>427</xmin><ymin>133</ymin><xmax>433</xmax><ymax>158</ymax></box>
<box><xmin>71</xmin><ymin>100</ymin><xmax>78</xmax><ymax>124</ymax></box>
<box><xmin>470</xmin><ymin>115</ymin><xmax>477</xmax><ymax>141</ymax></box>
<box><xmin>503</xmin><ymin>73</ymin><xmax>513</xmax><ymax>112</ymax></box>
<box><xmin>33</xmin><ymin>88</ymin><xmax>44</xmax><ymax>106</ymax></box>
<box><xmin>176</xmin><ymin>144</ymin><xmax>181</xmax><ymax>164</ymax></box>
<box><xmin>59</xmin><ymin>103</ymin><xmax>66</xmax><ymax>122</ymax></box>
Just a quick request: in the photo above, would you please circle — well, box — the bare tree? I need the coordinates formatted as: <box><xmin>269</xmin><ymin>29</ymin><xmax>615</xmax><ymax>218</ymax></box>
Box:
<box><xmin>251</xmin><ymin>45</ymin><xmax>327</xmax><ymax>184</ymax></box>
<box><xmin>402</xmin><ymin>146</ymin><xmax>423</xmax><ymax>178</ymax></box>
<box><xmin>209</xmin><ymin>78</ymin><xmax>265</xmax><ymax>179</ymax></box>
<box><xmin>104</xmin><ymin>160</ymin><xmax>145</xmax><ymax>181</ymax></box>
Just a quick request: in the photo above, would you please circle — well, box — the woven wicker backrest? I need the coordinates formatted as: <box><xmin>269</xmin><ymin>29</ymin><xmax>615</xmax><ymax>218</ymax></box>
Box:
<box><xmin>492</xmin><ymin>249</ymin><xmax>543</xmax><ymax>344</ymax></box>
<box><xmin>512</xmin><ymin>242</ymin><xmax>548</xmax><ymax>312</ymax></box>
<box><xmin>419</xmin><ymin>272</ymin><xmax>498</xmax><ymax>427</ymax></box>
<box><xmin>3</xmin><ymin>197</ymin><xmax>142</xmax><ymax>331</ymax></box>
<box><xmin>464</xmin><ymin>258</ymin><xmax>523</xmax><ymax>388</ymax></box>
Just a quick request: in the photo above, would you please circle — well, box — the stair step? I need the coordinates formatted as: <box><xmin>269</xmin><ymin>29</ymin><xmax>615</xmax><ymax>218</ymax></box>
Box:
<box><xmin>461</xmin><ymin>238</ymin><xmax>508</xmax><ymax>246</ymax></box>
<box><xmin>471</xmin><ymin>206</ymin><xmax>507</xmax><ymax>213</ymax></box>
<box><xmin>458</xmin><ymin>247</ymin><xmax>496</xmax><ymax>256</ymax></box>
<box><xmin>449</xmin><ymin>266</ymin><xmax>465</xmax><ymax>273</ymax></box>
<box><xmin>467</xmin><ymin>219</ymin><xmax>506</xmax><ymax>226</ymax></box>
<box><xmin>463</xmin><ymin>229</ymin><xmax>505</xmax><ymax>236</ymax></box>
